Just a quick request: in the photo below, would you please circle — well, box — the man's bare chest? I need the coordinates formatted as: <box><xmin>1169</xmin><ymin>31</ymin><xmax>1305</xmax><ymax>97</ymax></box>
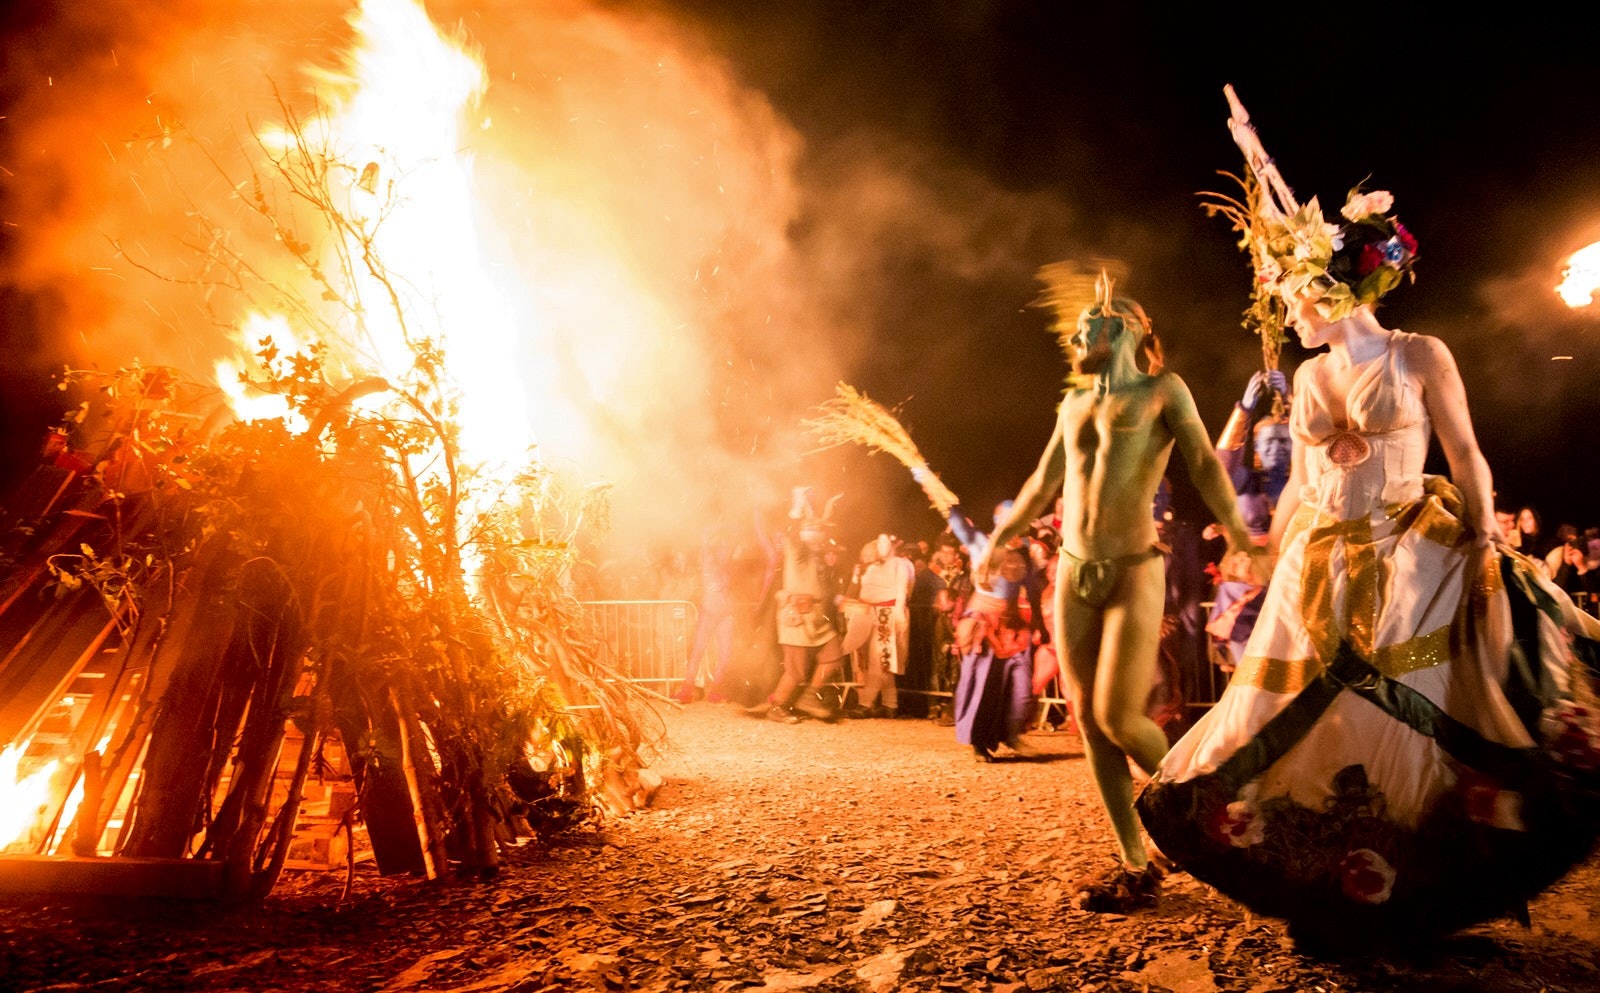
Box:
<box><xmin>1063</xmin><ymin>392</ymin><xmax>1160</xmax><ymax>456</ymax></box>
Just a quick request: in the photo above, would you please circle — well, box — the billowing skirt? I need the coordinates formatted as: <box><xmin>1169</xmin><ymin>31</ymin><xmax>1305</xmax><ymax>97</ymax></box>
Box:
<box><xmin>1138</xmin><ymin>483</ymin><xmax>1600</xmax><ymax>938</ymax></box>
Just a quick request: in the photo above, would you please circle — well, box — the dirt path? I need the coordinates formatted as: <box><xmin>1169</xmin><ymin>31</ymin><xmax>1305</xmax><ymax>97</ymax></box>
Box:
<box><xmin>4</xmin><ymin>703</ymin><xmax>1600</xmax><ymax>993</ymax></box>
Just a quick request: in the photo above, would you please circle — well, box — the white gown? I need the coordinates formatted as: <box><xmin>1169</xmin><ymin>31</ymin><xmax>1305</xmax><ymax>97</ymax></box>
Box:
<box><xmin>1138</xmin><ymin>332</ymin><xmax>1600</xmax><ymax>939</ymax></box>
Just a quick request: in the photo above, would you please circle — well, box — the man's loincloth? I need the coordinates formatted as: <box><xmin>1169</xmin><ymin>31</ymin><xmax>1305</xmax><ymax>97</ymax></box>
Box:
<box><xmin>1061</xmin><ymin>545</ymin><xmax>1162</xmax><ymax>608</ymax></box>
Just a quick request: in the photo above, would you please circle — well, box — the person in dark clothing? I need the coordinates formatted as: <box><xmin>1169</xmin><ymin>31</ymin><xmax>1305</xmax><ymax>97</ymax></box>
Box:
<box><xmin>903</xmin><ymin>547</ymin><xmax>951</xmax><ymax>719</ymax></box>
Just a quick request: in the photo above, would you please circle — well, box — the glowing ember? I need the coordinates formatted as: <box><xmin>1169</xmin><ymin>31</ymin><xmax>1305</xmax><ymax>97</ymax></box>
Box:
<box><xmin>1556</xmin><ymin>241</ymin><xmax>1600</xmax><ymax>308</ymax></box>
<box><xmin>0</xmin><ymin>743</ymin><xmax>60</xmax><ymax>851</ymax></box>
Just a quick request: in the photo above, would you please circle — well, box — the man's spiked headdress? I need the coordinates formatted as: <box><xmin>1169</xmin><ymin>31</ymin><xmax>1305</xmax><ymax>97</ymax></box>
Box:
<box><xmin>1033</xmin><ymin>259</ymin><xmax>1162</xmax><ymax>376</ymax></box>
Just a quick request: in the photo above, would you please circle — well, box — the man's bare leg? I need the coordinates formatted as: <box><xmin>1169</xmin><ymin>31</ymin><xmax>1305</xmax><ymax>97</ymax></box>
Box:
<box><xmin>1059</xmin><ymin>556</ymin><xmax>1167</xmax><ymax>871</ymax></box>
<box><xmin>1094</xmin><ymin>557</ymin><xmax>1170</xmax><ymax>775</ymax></box>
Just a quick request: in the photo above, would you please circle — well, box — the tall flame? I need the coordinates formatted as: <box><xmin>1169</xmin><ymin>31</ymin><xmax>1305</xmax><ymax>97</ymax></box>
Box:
<box><xmin>224</xmin><ymin>0</ymin><xmax>530</xmax><ymax>477</ymax></box>
<box><xmin>30</xmin><ymin>0</ymin><xmax>826</xmax><ymax>545</ymax></box>
<box><xmin>0</xmin><ymin>743</ymin><xmax>60</xmax><ymax>851</ymax></box>
<box><xmin>1556</xmin><ymin>241</ymin><xmax>1600</xmax><ymax>309</ymax></box>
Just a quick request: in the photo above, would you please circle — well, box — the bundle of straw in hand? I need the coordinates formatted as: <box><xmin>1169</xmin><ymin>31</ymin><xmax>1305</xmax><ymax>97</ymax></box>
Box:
<box><xmin>802</xmin><ymin>383</ymin><xmax>961</xmax><ymax>516</ymax></box>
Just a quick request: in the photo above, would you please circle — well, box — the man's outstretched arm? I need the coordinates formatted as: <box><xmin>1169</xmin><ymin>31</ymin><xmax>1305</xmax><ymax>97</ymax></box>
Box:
<box><xmin>982</xmin><ymin>408</ymin><xmax>1067</xmax><ymax>582</ymax></box>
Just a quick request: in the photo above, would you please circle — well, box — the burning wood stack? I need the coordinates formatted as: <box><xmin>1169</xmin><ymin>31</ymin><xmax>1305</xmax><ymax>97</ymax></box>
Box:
<box><xmin>0</xmin><ymin>351</ymin><xmax>658</xmax><ymax>900</ymax></box>
<box><xmin>0</xmin><ymin>0</ymin><xmax>668</xmax><ymax>894</ymax></box>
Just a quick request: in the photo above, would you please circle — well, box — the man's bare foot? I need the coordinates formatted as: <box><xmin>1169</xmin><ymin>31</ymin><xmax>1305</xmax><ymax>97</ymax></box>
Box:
<box><xmin>1072</xmin><ymin>861</ymin><xmax>1164</xmax><ymax>913</ymax></box>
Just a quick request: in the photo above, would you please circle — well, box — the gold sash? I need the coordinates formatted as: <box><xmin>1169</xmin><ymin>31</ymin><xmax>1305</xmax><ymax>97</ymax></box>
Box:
<box><xmin>1235</xmin><ymin>477</ymin><xmax>1472</xmax><ymax>693</ymax></box>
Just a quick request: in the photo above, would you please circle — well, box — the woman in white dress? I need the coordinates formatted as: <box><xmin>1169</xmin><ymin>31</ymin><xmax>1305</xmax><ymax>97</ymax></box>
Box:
<box><xmin>1138</xmin><ymin>176</ymin><xmax>1600</xmax><ymax>942</ymax></box>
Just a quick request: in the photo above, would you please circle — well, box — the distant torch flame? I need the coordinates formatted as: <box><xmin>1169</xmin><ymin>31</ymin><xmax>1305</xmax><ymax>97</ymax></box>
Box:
<box><xmin>0</xmin><ymin>742</ymin><xmax>60</xmax><ymax>851</ymax></box>
<box><xmin>1556</xmin><ymin>241</ymin><xmax>1600</xmax><ymax>308</ymax></box>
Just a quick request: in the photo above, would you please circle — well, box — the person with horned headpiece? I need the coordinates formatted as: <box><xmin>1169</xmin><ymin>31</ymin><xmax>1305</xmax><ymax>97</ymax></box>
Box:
<box><xmin>978</xmin><ymin>264</ymin><xmax>1268</xmax><ymax>910</ymax></box>
<box><xmin>1137</xmin><ymin>86</ymin><xmax>1600</xmax><ymax>947</ymax></box>
<box><xmin>763</xmin><ymin>486</ymin><xmax>849</xmax><ymax>723</ymax></box>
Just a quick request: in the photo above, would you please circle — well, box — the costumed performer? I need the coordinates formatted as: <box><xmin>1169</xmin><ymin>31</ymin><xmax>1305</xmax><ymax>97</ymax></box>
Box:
<box><xmin>675</xmin><ymin>524</ymin><xmax>736</xmax><ymax>703</ymax></box>
<box><xmin>1137</xmin><ymin>86</ymin><xmax>1600</xmax><ymax>945</ymax></box>
<box><xmin>1204</xmin><ymin>369</ymin><xmax>1292</xmax><ymax>671</ymax></box>
<box><xmin>946</xmin><ymin>498</ymin><xmax>1047</xmax><ymax>762</ymax></box>
<box><xmin>764</xmin><ymin>487</ymin><xmax>848</xmax><ymax>723</ymax></box>
<box><xmin>839</xmin><ymin>534</ymin><xmax>915</xmax><ymax>719</ymax></box>
<box><xmin>980</xmin><ymin>265</ymin><xmax>1266</xmax><ymax>911</ymax></box>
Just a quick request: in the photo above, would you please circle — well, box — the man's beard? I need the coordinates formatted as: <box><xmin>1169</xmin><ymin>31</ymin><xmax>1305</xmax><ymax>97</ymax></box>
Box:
<box><xmin>1072</xmin><ymin>342</ymin><xmax>1113</xmax><ymax>375</ymax></box>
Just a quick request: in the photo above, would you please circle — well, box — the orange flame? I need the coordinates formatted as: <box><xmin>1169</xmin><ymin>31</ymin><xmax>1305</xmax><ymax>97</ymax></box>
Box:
<box><xmin>135</xmin><ymin>0</ymin><xmax>816</xmax><ymax>541</ymax></box>
<box><xmin>0</xmin><ymin>742</ymin><xmax>60</xmax><ymax>851</ymax></box>
<box><xmin>222</xmin><ymin>0</ymin><xmax>529</xmax><ymax>478</ymax></box>
<box><xmin>1556</xmin><ymin>241</ymin><xmax>1600</xmax><ymax>308</ymax></box>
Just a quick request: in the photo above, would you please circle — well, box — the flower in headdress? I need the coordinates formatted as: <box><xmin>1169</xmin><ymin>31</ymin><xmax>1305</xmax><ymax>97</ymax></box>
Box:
<box><xmin>1339</xmin><ymin>848</ymin><xmax>1396</xmax><ymax>904</ymax></box>
<box><xmin>1358</xmin><ymin>243</ymin><xmax>1386</xmax><ymax>277</ymax></box>
<box><xmin>1285</xmin><ymin>198</ymin><xmax>1341</xmax><ymax>263</ymax></box>
<box><xmin>1394</xmin><ymin>221</ymin><xmax>1418</xmax><ymax>254</ymax></box>
<box><xmin>1341</xmin><ymin>189</ymin><xmax>1394</xmax><ymax>221</ymax></box>
<box><xmin>1249</xmin><ymin>186</ymin><xmax>1419</xmax><ymax>323</ymax></box>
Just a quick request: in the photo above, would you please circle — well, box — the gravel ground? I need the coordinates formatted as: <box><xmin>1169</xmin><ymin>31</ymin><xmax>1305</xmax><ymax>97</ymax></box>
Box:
<box><xmin>2</xmin><ymin>701</ymin><xmax>1599</xmax><ymax>993</ymax></box>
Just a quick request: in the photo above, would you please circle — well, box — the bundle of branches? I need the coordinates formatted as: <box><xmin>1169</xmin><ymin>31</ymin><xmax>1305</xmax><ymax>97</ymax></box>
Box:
<box><xmin>0</xmin><ymin>348</ymin><xmax>657</xmax><ymax>897</ymax></box>
<box><xmin>1200</xmin><ymin>171</ymin><xmax>1289</xmax><ymax>373</ymax></box>
<box><xmin>802</xmin><ymin>382</ymin><xmax>959</xmax><ymax>515</ymax></box>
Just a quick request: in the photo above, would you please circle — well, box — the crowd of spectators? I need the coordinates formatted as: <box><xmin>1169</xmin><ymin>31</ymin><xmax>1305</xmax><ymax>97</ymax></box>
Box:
<box><xmin>607</xmin><ymin>485</ymin><xmax>1600</xmax><ymax>748</ymax></box>
<box><xmin>1498</xmin><ymin>506</ymin><xmax>1600</xmax><ymax>605</ymax></box>
<box><xmin>650</xmin><ymin>490</ymin><xmax>1205</xmax><ymax>750</ymax></box>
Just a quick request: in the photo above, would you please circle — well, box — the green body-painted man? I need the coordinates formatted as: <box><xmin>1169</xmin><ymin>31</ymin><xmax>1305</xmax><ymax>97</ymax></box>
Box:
<box><xmin>980</xmin><ymin>274</ymin><xmax>1268</xmax><ymax>910</ymax></box>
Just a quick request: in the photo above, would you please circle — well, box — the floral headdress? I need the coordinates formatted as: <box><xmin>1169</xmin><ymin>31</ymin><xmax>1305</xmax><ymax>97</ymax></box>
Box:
<box><xmin>1204</xmin><ymin>86</ymin><xmax>1419</xmax><ymax>346</ymax></box>
<box><xmin>1258</xmin><ymin>188</ymin><xmax>1419</xmax><ymax>322</ymax></box>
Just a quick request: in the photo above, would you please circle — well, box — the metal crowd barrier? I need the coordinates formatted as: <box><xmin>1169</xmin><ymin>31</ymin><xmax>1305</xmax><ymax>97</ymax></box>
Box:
<box><xmin>582</xmin><ymin>600</ymin><xmax>697</xmax><ymax>689</ymax></box>
<box><xmin>578</xmin><ymin>597</ymin><xmax>1238</xmax><ymax>721</ymax></box>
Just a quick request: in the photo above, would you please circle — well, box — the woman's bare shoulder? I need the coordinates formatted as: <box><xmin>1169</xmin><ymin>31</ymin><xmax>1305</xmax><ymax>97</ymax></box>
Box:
<box><xmin>1395</xmin><ymin>331</ymin><xmax>1458</xmax><ymax>375</ymax></box>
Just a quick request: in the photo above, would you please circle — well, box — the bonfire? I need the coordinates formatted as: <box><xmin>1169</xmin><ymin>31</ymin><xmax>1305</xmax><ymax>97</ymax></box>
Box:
<box><xmin>0</xmin><ymin>2</ymin><xmax>661</xmax><ymax>900</ymax></box>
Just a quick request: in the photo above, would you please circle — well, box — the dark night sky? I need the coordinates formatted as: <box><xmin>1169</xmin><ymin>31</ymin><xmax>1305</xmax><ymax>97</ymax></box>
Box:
<box><xmin>668</xmin><ymin>6</ymin><xmax>1600</xmax><ymax>530</ymax></box>
<box><xmin>3</xmin><ymin>3</ymin><xmax>1600</xmax><ymax>540</ymax></box>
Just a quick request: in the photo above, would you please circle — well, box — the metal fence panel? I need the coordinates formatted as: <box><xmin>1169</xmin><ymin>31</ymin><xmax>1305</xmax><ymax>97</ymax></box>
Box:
<box><xmin>582</xmin><ymin>600</ymin><xmax>696</xmax><ymax>687</ymax></box>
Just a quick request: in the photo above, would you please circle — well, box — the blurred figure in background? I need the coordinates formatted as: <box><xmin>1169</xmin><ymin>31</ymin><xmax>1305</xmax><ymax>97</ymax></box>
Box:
<box><xmin>905</xmin><ymin>544</ymin><xmax>952</xmax><ymax>720</ymax></box>
<box><xmin>675</xmin><ymin>524</ymin><xmax>736</xmax><ymax>703</ymax></box>
<box><xmin>951</xmin><ymin>500</ymin><xmax>1047</xmax><ymax>761</ymax></box>
<box><xmin>763</xmin><ymin>488</ymin><xmax>847</xmax><ymax>723</ymax></box>
<box><xmin>840</xmin><ymin>534</ymin><xmax>915</xmax><ymax>718</ymax></box>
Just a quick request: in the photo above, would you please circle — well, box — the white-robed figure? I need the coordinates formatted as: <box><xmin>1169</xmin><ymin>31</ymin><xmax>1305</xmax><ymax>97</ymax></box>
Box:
<box><xmin>1138</xmin><ymin>88</ymin><xmax>1600</xmax><ymax>945</ymax></box>
<box><xmin>840</xmin><ymin>534</ymin><xmax>915</xmax><ymax>718</ymax></box>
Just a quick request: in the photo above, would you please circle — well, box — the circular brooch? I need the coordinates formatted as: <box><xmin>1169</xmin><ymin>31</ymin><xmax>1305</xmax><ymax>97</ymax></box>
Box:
<box><xmin>1325</xmin><ymin>431</ymin><xmax>1371</xmax><ymax>467</ymax></box>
